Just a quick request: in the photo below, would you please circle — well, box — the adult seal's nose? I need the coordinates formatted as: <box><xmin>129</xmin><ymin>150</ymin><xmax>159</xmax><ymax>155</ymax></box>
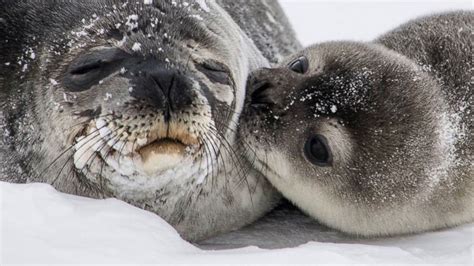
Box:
<box><xmin>130</xmin><ymin>66</ymin><xmax>194</xmax><ymax>120</ymax></box>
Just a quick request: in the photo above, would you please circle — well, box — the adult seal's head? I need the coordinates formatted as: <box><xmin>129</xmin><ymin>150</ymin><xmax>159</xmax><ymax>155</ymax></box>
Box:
<box><xmin>0</xmin><ymin>1</ymin><xmax>300</xmax><ymax>241</ymax></box>
<box><xmin>239</xmin><ymin>12</ymin><xmax>473</xmax><ymax>237</ymax></box>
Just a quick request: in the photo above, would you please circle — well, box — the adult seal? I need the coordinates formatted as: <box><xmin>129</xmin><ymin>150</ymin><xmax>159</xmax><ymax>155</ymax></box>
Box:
<box><xmin>239</xmin><ymin>11</ymin><xmax>473</xmax><ymax>236</ymax></box>
<box><xmin>0</xmin><ymin>0</ymin><xmax>300</xmax><ymax>241</ymax></box>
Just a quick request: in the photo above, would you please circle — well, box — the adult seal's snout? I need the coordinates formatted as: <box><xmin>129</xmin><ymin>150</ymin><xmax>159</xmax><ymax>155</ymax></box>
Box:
<box><xmin>130</xmin><ymin>67</ymin><xmax>194</xmax><ymax>114</ymax></box>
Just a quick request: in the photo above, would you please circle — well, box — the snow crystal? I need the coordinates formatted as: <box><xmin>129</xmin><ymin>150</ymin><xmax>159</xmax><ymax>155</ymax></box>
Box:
<box><xmin>196</xmin><ymin>0</ymin><xmax>210</xmax><ymax>12</ymax></box>
<box><xmin>132</xmin><ymin>42</ymin><xmax>142</xmax><ymax>51</ymax></box>
<box><xmin>104</xmin><ymin>93</ymin><xmax>113</xmax><ymax>101</ymax></box>
<box><xmin>125</xmin><ymin>15</ymin><xmax>139</xmax><ymax>31</ymax></box>
<box><xmin>330</xmin><ymin>105</ymin><xmax>337</xmax><ymax>113</ymax></box>
<box><xmin>5</xmin><ymin>62</ymin><xmax>10</xmax><ymax>66</ymax></box>
<box><xmin>144</xmin><ymin>0</ymin><xmax>153</xmax><ymax>4</ymax></box>
<box><xmin>49</xmin><ymin>79</ymin><xmax>58</xmax><ymax>86</ymax></box>
<box><xmin>190</xmin><ymin>14</ymin><xmax>204</xmax><ymax>21</ymax></box>
<box><xmin>62</xmin><ymin>92</ymin><xmax>74</xmax><ymax>103</ymax></box>
<box><xmin>74</xmin><ymin>30</ymin><xmax>88</xmax><ymax>37</ymax></box>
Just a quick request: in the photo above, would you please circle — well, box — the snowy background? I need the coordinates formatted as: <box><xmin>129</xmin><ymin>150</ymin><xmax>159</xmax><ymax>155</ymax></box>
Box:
<box><xmin>280</xmin><ymin>0</ymin><xmax>473</xmax><ymax>45</ymax></box>
<box><xmin>1</xmin><ymin>0</ymin><xmax>473</xmax><ymax>264</ymax></box>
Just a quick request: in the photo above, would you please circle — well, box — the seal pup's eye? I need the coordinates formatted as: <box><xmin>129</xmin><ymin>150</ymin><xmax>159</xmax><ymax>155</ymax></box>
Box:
<box><xmin>64</xmin><ymin>48</ymin><xmax>129</xmax><ymax>92</ymax></box>
<box><xmin>288</xmin><ymin>56</ymin><xmax>309</xmax><ymax>74</ymax></box>
<box><xmin>304</xmin><ymin>134</ymin><xmax>332</xmax><ymax>166</ymax></box>
<box><xmin>196</xmin><ymin>60</ymin><xmax>232</xmax><ymax>86</ymax></box>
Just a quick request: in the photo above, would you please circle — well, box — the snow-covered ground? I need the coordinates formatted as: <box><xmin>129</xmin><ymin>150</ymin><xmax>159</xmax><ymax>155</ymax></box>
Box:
<box><xmin>1</xmin><ymin>182</ymin><xmax>472</xmax><ymax>264</ymax></box>
<box><xmin>1</xmin><ymin>1</ymin><xmax>473</xmax><ymax>265</ymax></box>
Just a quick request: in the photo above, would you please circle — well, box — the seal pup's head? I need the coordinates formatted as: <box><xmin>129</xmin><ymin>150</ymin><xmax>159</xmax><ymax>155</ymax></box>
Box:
<box><xmin>1</xmin><ymin>1</ymin><xmax>273</xmax><ymax>240</ymax></box>
<box><xmin>239</xmin><ymin>42</ymin><xmax>463</xmax><ymax>236</ymax></box>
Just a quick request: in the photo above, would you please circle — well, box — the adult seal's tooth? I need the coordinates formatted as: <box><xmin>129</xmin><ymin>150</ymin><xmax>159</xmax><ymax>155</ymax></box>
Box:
<box><xmin>1</xmin><ymin>1</ymin><xmax>300</xmax><ymax>241</ymax></box>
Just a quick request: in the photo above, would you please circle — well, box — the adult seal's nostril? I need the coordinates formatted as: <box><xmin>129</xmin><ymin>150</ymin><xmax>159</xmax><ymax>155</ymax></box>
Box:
<box><xmin>167</xmin><ymin>73</ymin><xmax>194</xmax><ymax>111</ymax></box>
<box><xmin>151</xmin><ymin>68</ymin><xmax>176</xmax><ymax>97</ymax></box>
<box><xmin>130</xmin><ymin>68</ymin><xmax>194</xmax><ymax>117</ymax></box>
<box><xmin>129</xmin><ymin>69</ymin><xmax>169</xmax><ymax>110</ymax></box>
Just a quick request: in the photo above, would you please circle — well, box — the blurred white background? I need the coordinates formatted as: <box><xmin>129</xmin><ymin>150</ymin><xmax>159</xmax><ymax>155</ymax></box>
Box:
<box><xmin>279</xmin><ymin>0</ymin><xmax>472</xmax><ymax>45</ymax></box>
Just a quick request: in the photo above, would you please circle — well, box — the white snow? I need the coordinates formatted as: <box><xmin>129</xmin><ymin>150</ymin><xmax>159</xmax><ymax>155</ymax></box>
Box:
<box><xmin>131</xmin><ymin>42</ymin><xmax>142</xmax><ymax>51</ymax></box>
<box><xmin>125</xmin><ymin>14</ymin><xmax>139</xmax><ymax>31</ymax></box>
<box><xmin>0</xmin><ymin>182</ymin><xmax>472</xmax><ymax>264</ymax></box>
<box><xmin>49</xmin><ymin>78</ymin><xmax>58</xmax><ymax>86</ymax></box>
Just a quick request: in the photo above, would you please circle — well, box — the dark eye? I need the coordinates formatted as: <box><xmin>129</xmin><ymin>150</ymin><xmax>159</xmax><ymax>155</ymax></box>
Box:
<box><xmin>196</xmin><ymin>60</ymin><xmax>232</xmax><ymax>86</ymax></box>
<box><xmin>304</xmin><ymin>134</ymin><xmax>332</xmax><ymax>166</ymax></box>
<box><xmin>63</xmin><ymin>48</ymin><xmax>129</xmax><ymax>92</ymax></box>
<box><xmin>288</xmin><ymin>56</ymin><xmax>309</xmax><ymax>74</ymax></box>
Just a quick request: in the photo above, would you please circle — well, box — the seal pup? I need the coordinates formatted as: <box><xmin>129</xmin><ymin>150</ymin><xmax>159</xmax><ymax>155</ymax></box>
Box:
<box><xmin>239</xmin><ymin>11</ymin><xmax>473</xmax><ymax>236</ymax></box>
<box><xmin>0</xmin><ymin>0</ymin><xmax>300</xmax><ymax>241</ymax></box>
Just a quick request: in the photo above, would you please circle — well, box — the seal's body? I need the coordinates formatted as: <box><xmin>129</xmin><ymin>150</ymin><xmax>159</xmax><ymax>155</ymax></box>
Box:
<box><xmin>239</xmin><ymin>11</ymin><xmax>473</xmax><ymax>236</ymax></box>
<box><xmin>0</xmin><ymin>0</ymin><xmax>300</xmax><ymax>241</ymax></box>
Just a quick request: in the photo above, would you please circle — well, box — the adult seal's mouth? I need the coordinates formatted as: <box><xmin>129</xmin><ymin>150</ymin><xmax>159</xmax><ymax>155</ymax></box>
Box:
<box><xmin>74</xmin><ymin>116</ymin><xmax>204</xmax><ymax>177</ymax></box>
<box><xmin>138</xmin><ymin>139</ymin><xmax>191</xmax><ymax>174</ymax></box>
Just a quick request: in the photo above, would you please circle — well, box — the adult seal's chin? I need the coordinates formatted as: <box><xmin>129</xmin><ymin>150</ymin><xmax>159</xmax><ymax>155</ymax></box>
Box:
<box><xmin>0</xmin><ymin>0</ymin><xmax>301</xmax><ymax>241</ymax></box>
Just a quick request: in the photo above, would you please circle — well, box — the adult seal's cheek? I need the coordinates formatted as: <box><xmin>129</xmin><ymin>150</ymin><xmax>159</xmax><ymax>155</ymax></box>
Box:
<box><xmin>0</xmin><ymin>1</ymin><xmax>301</xmax><ymax>242</ymax></box>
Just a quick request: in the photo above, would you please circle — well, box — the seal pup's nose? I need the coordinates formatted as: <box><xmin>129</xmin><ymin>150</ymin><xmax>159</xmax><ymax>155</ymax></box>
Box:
<box><xmin>247</xmin><ymin>68</ymin><xmax>284</xmax><ymax>110</ymax></box>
